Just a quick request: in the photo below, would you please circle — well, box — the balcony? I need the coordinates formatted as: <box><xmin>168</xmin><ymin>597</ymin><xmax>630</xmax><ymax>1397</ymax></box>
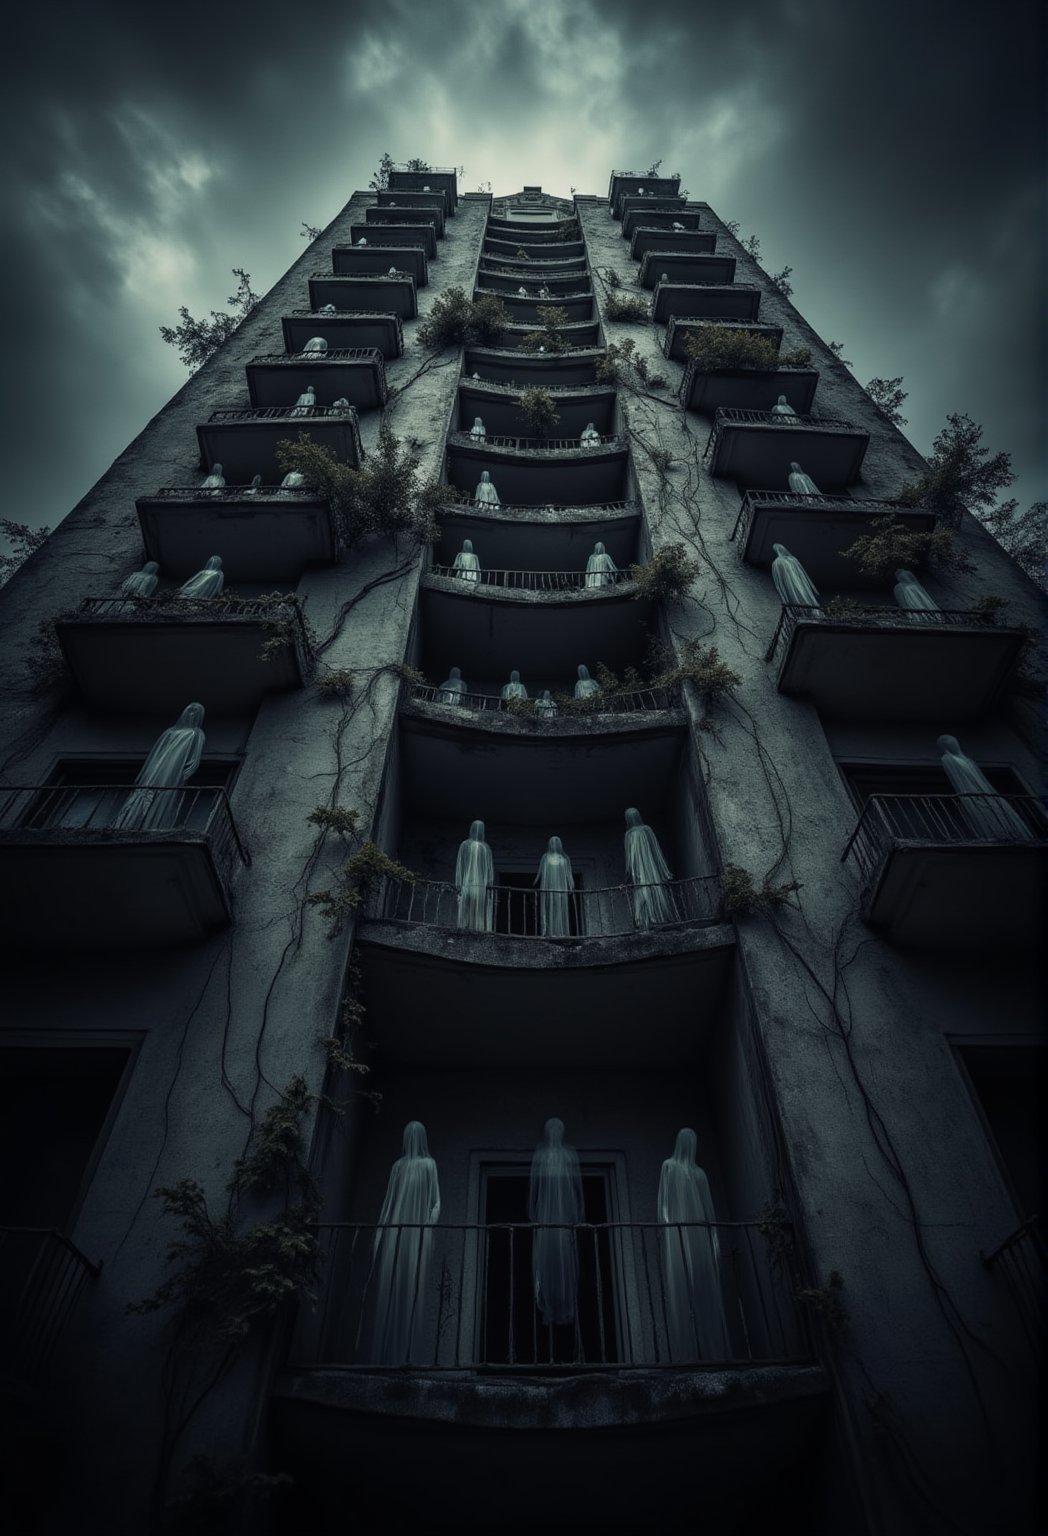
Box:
<box><xmin>56</xmin><ymin>595</ymin><xmax>314</xmax><ymax>715</ymax></box>
<box><xmin>445</xmin><ymin>432</ymin><xmax>629</xmax><ymax>505</ymax></box>
<box><xmin>705</xmin><ymin>408</ymin><xmax>869</xmax><ymax>490</ymax></box>
<box><xmin>766</xmin><ymin>603</ymin><xmax>1026</xmax><ymax>721</ymax></box>
<box><xmin>282</xmin><ymin>310</ymin><xmax>403</xmax><ymax>359</ymax></box>
<box><xmin>0</xmin><ymin>784</ymin><xmax>248</xmax><ymax>948</ymax></box>
<box><xmin>500</xmin><ymin>319</ymin><xmax>602</xmax><ymax>351</ymax></box>
<box><xmin>732</xmin><ymin>492</ymin><xmax>938</xmax><ymax>588</ymax></box>
<box><xmin>465</xmin><ymin>346</ymin><xmax>605</xmax><ymax>387</ymax></box>
<box><xmin>308</xmin><ymin>271</ymin><xmax>417</xmax><ymax>318</ymax></box>
<box><xmin>197</xmin><ymin>405</ymin><xmax>362</xmax><ymax>480</ymax></box>
<box><xmin>347</xmin><ymin>221</ymin><xmax>438</xmax><ymax>259</ymax></box>
<box><xmin>376</xmin><ymin>187</ymin><xmax>448</xmax><ymax>218</ymax></box>
<box><xmin>437</xmin><ymin>499</ymin><xmax>638</xmax><ymax>570</ymax></box>
<box><xmin>654</xmin><ymin>282</ymin><xmax>762</xmax><ymax>324</ymax></box>
<box><xmin>332</xmin><ymin>243</ymin><xmax>429</xmax><ymax>285</ymax></box>
<box><xmin>639</xmin><ymin>252</ymin><xmax>735</xmax><ymax>289</ymax></box>
<box><xmin>475</xmin><ymin>287</ymin><xmax>594</xmax><ymax>324</ymax></box>
<box><xmin>621</xmin><ymin>207</ymin><xmax>702</xmax><ymax>239</ymax></box>
<box><xmin>609</xmin><ymin>170</ymin><xmax>682</xmax><ymax>213</ymax></box>
<box><xmin>983</xmin><ymin>1218</ymin><xmax>1045</xmax><ymax>1347</ymax></box>
<box><xmin>136</xmin><ymin>485</ymin><xmax>338</xmax><ymax>583</ymax></box>
<box><xmin>0</xmin><ymin>1228</ymin><xmax>100</xmax><ymax>1389</ymax></box>
<box><xmin>478</xmin><ymin>268</ymin><xmax>592</xmax><ymax>297</ymax></box>
<box><xmin>245</xmin><ymin>350</ymin><xmax>387</xmax><ymax>411</ymax></box>
<box><xmin>484</xmin><ymin>235</ymin><xmax>586</xmax><ymax>262</ymax></box>
<box><xmin>479</xmin><ymin>254</ymin><xmax>589</xmax><ymax>280</ymax></box>
<box><xmin>842</xmin><ymin>793</ymin><xmax>1048</xmax><ymax>948</ymax></box>
<box><xmin>682</xmin><ymin>361</ymin><xmax>818</xmax><ymax>417</ymax></box>
<box><xmin>387</xmin><ymin>166</ymin><xmax>458</xmax><ymax>212</ymax></box>
<box><xmin>486</xmin><ymin>221</ymin><xmax>578</xmax><ymax>244</ymax></box>
<box><xmin>666</xmin><ymin>316</ymin><xmax>782</xmax><ymax>362</ymax></box>
<box><xmin>457</xmin><ymin>380</ymin><xmax>616</xmax><ymax>438</ymax></box>
<box><xmin>630</xmin><ymin>229</ymin><xmax>717</xmax><ymax>261</ymax></box>
<box><xmin>365</xmin><ymin>202</ymin><xmax>445</xmax><ymax>238</ymax></box>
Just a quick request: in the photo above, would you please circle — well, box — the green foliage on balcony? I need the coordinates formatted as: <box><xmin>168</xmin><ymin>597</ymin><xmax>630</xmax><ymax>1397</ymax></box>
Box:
<box><xmin>629</xmin><ymin>542</ymin><xmax>700</xmax><ymax>602</ymax></box>
<box><xmin>517</xmin><ymin>386</ymin><xmax>561</xmax><ymax>436</ymax></box>
<box><xmin>682</xmin><ymin>325</ymin><xmax>811</xmax><ymax>372</ymax></box>
<box><xmin>277</xmin><ymin>429</ymin><xmax>443</xmax><ymax>548</ymax></box>
<box><xmin>604</xmin><ymin>293</ymin><xmax>650</xmax><ymax>323</ymax></box>
<box><xmin>518</xmin><ymin>305</ymin><xmax>571</xmax><ymax>354</ymax></box>
<box><xmin>417</xmin><ymin>286</ymin><xmax>510</xmax><ymax>351</ymax></box>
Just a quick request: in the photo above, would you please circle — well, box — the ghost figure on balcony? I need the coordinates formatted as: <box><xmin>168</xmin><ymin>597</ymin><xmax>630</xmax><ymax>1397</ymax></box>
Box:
<box><xmin>423</xmin><ymin>185</ymin><xmax>432</xmax><ymax>191</ymax></box>
<box><xmin>539</xmin><ymin>285</ymin><xmax>552</xmax><ymax>299</ymax></box>
<box><xmin>114</xmin><ymin>703</ymin><xmax>206</xmax><ymax>832</ymax></box>
<box><xmin>388</xmin><ymin>267</ymin><xmax>398</xmax><ymax>277</ymax></box>
<box><xmin>366</xmin><ymin>1121</ymin><xmax>441</xmax><ymax>1365</ymax></box>
<box><xmin>771</xmin><ymin>394</ymin><xmax>798</xmax><ymax>418</ymax></box>
<box><xmin>472</xmin><ymin>372</ymin><xmax>481</xmax><ymax>380</ymax></box>
<box><xmin>580</xmin><ymin>423</ymin><xmax>602</xmax><ymax>450</ymax></box>
<box><xmin>201</xmin><ymin>463</ymin><xmax>225</xmax><ymax>496</ymax></box>
<box><xmin>658</xmin><ymin>1128</ymin><xmax>730</xmax><ymax>1362</ymax></box>
<box><xmin>302</xmin><ymin>337</ymin><xmax>328</xmax><ymax>356</ymax></box>
<box><xmin>291</xmin><ymin>385</ymin><xmax>316</xmax><ymax>417</ymax></box>
<box><xmin>357</xmin><ymin>237</ymin><xmax>368</xmax><ymax>246</ymax></box>
<box><xmin>936</xmin><ymin>735</ymin><xmax>1034</xmax><ymax>843</ymax></box>
<box><xmin>536</xmin><ymin>836</ymin><xmax>575</xmax><ymax>937</ymax></box>
<box><xmin>771</xmin><ymin>544</ymin><xmax>820</xmax><ymax>610</ymax></box>
<box><xmin>518</xmin><ymin>286</ymin><xmax>529</xmax><ymax>297</ymax></box>
<box><xmin>437</xmin><ymin>665</ymin><xmax>467</xmax><ymax>705</ymax></box>
<box><xmin>329</xmin><ymin>397</ymin><xmax>351</xmax><ymax>413</ymax></box>
<box><xmin>451</xmin><ymin>539</ymin><xmax>481</xmax><ymax>583</ymax></box>
<box><xmin>787</xmin><ymin>461</ymin><xmax>820</xmax><ymax>495</ymax></box>
<box><xmin>893</xmin><ymin>569</ymin><xmax>940</xmax><ymax>618</ymax></box>
<box><xmin>177</xmin><ymin>556</ymin><xmax>224</xmax><ymax>600</ymax></box>
<box><xmin>574</xmin><ymin>665</ymin><xmax>600</xmax><ymax>700</ymax></box>
<box><xmin>120</xmin><ymin>562</ymin><xmax>159</xmax><ymax>599</ymax></box>
<box><xmin>455</xmin><ymin>819</ymin><xmax>495</xmax><ymax>931</ymax></box>
<box><xmin>672</xmin><ymin>221</ymin><xmax>685</xmax><ymax>231</ymax></box>
<box><xmin>529</xmin><ymin>1118</ymin><xmax>584</xmax><ymax>1327</ymax></box>
<box><xmin>469</xmin><ymin>417</ymin><xmax>487</xmax><ymax>442</ymax></box>
<box><xmin>280</xmin><ymin>471</ymin><xmax>306</xmax><ymax>495</ymax></box>
<box><xmin>245</xmin><ymin>474</ymin><xmax>263</xmax><ymax>497</ymax></box>
<box><xmin>320</xmin><ymin>303</ymin><xmax>338</xmax><ymax>312</ymax></box>
<box><xmin>624</xmin><ymin>807</ymin><xmax>675</xmax><ymax>929</ymax></box>
<box><xmin>536</xmin><ymin>690</ymin><xmax>558</xmax><ymax>718</ymax></box>
<box><xmin>474</xmin><ymin>471</ymin><xmax>500</xmax><ymax>507</ymax></box>
<box><xmin>501</xmin><ymin>669</ymin><xmax>528</xmax><ymax>702</ymax></box>
<box><xmin>585</xmin><ymin>541</ymin><xmax>618</xmax><ymax>589</ymax></box>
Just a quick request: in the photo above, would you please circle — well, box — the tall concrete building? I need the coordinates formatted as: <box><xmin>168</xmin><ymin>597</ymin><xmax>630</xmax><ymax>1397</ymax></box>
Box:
<box><xmin>0</xmin><ymin>164</ymin><xmax>1043</xmax><ymax>1536</ymax></box>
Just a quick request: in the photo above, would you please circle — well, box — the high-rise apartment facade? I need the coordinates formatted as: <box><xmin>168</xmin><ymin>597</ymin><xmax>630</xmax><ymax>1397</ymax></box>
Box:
<box><xmin>0</xmin><ymin>165</ymin><xmax>1042</xmax><ymax>1536</ymax></box>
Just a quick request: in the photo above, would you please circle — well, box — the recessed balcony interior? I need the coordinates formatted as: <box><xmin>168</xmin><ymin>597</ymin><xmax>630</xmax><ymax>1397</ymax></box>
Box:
<box><xmin>376</xmin><ymin>188</ymin><xmax>448</xmax><ymax>218</ymax></box>
<box><xmin>282</xmin><ymin>311</ymin><xmax>403</xmax><ymax>359</ymax></box>
<box><xmin>246</xmin><ymin>352</ymin><xmax>387</xmax><ymax>410</ymax></box>
<box><xmin>732</xmin><ymin>494</ymin><xmax>937</xmax><ymax>588</ymax></box>
<box><xmin>308</xmin><ymin>273</ymin><xmax>417</xmax><ymax>319</ymax></box>
<box><xmin>197</xmin><ymin>410</ymin><xmax>361</xmax><ymax>480</ymax></box>
<box><xmin>639</xmin><ymin>252</ymin><xmax>735</xmax><ymax>289</ymax></box>
<box><xmin>347</xmin><ymin>222</ymin><xmax>438</xmax><ymax>258</ymax></box>
<box><xmin>480</xmin><ymin>254</ymin><xmax>589</xmax><ymax>280</ymax></box>
<box><xmin>437</xmin><ymin>500</ymin><xmax>639</xmax><ymax>572</ymax></box>
<box><xmin>498</xmin><ymin>320</ymin><xmax>601</xmax><ymax>351</ymax></box>
<box><xmin>456</xmin><ymin>380</ymin><xmax>617</xmax><ymax>438</ymax></box>
<box><xmin>476</xmin><ymin>288</ymin><xmax>594</xmax><ymax>324</ymax></box>
<box><xmin>653</xmin><ymin>283</ymin><xmax>762</xmax><ymax>324</ymax></box>
<box><xmin>609</xmin><ymin>172</ymin><xmax>682</xmax><ymax>211</ymax></box>
<box><xmin>365</xmin><ymin>203</ymin><xmax>445</xmax><ymax>237</ymax></box>
<box><xmin>136</xmin><ymin>487</ymin><xmax>338</xmax><ymax>583</ymax></box>
<box><xmin>707</xmin><ymin>410</ymin><xmax>869</xmax><ymax>490</ymax></box>
<box><xmin>484</xmin><ymin>236</ymin><xmax>586</xmax><ymax>262</ymax></box>
<box><xmin>486</xmin><ymin>221</ymin><xmax>577</xmax><ymax>244</ymax></box>
<box><xmin>617</xmin><ymin>195</ymin><xmax>689</xmax><ymax>225</ymax></box>
<box><xmin>477</xmin><ymin>269</ymin><xmax>592</xmax><ymax>297</ymax></box>
<box><xmin>621</xmin><ymin>207</ymin><xmax>703</xmax><ymax>239</ymax></box>
<box><xmin>387</xmin><ymin>168</ymin><xmax>457</xmax><ymax>212</ymax></box>
<box><xmin>331</xmin><ymin>244</ymin><xmax>429</xmax><ymax>285</ymax></box>
<box><xmin>630</xmin><ymin>229</ymin><xmax>717</xmax><ymax>261</ymax></box>
<box><xmin>445</xmin><ymin>436</ymin><xmax>629</xmax><ymax>505</ymax></box>
<box><xmin>56</xmin><ymin>596</ymin><xmax>313</xmax><ymax>715</ymax></box>
<box><xmin>465</xmin><ymin>347</ymin><xmax>604</xmax><ymax>387</ymax></box>
<box><xmin>665</xmin><ymin>317</ymin><xmax>782</xmax><ymax>362</ymax></box>
<box><xmin>682</xmin><ymin>363</ymin><xmax>819</xmax><ymax>417</ymax></box>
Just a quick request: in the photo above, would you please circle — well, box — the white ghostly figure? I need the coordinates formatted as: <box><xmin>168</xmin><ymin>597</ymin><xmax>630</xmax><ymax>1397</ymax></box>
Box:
<box><xmin>388</xmin><ymin>266</ymin><xmax>398</xmax><ymax>277</ymax></box>
<box><xmin>529</xmin><ymin>1118</ymin><xmax>584</xmax><ymax>1326</ymax></box>
<box><xmin>320</xmin><ymin>303</ymin><xmax>337</xmax><ymax>312</ymax></box>
<box><xmin>472</xmin><ymin>372</ymin><xmax>481</xmax><ymax>380</ymax></box>
<box><xmin>452</xmin><ymin>539</ymin><xmax>481</xmax><ymax>583</ymax></box>
<box><xmin>771</xmin><ymin>544</ymin><xmax>820</xmax><ymax>609</ymax></box>
<box><xmin>771</xmin><ymin>394</ymin><xmax>797</xmax><ymax>418</ymax></box>
<box><xmin>121</xmin><ymin>562</ymin><xmax>159</xmax><ymax>599</ymax></box>
<box><xmin>329</xmin><ymin>397</ymin><xmax>351</xmax><ymax>412</ymax></box>
<box><xmin>658</xmin><ymin>1128</ymin><xmax>731</xmax><ymax>1363</ymax></box>
<box><xmin>474</xmin><ymin>471</ymin><xmax>500</xmax><ymax>507</ymax></box>
<box><xmin>637</xmin><ymin>187</ymin><xmax>646</xmax><ymax>195</ymax></box>
<box><xmin>660</xmin><ymin>273</ymin><xmax>669</xmax><ymax>285</ymax></box>
<box><xmin>536</xmin><ymin>689</ymin><xmax>558</xmax><ymax>718</ymax></box>
<box><xmin>245</xmin><ymin>474</ymin><xmax>263</xmax><ymax>496</ymax></box>
<box><xmin>580</xmin><ymin>423</ymin><xmax>602</xmax><ymax>450</ymax></box>
<box><xmin>574</xmin><ymin>665</ymin><xmax>600</xmax><ymax>700</ymax></box>
<box><xmin>177</xmin><ymin>555</ymin><xmax>224</xmax><ymax>600</ymax></box>
<box><xmin>280</xmin><ymin>471</ymin><xmax>307</xmax><ymax>495</ymax></box>
<box><xmin>518</xmin><ymin>286</ymin><xmax>529</xmax><ymax>297</ymax></box>
<box><xmin>302</xmin><ymin>337</ymin><xmax>328</xmax><ymax>356</ymax></box>
<box><xmin>357</xmin><ymin>237</ymin><xmax>368</xmax><ymax>246</ymax></box>
<box><xmin>469</xmin><ymin>417</ymin><xmax>487</xmax><ymax>442</ymax></box>
<box><xmin>455</xmin><ymin>819</ymin><xmax>495</xmax><ymax>931</ymax></box>
<box><xmin>201</xmin><ymin>463</ymin><xmax>225</xmax><ymax>496</ymax></box>
<box><xmin>536</xmin><ymin>836</ymin><xmax>575</xmax><ymax>937</ymax></box>
<box><xmin>893</xmin><ymin>569</ymin><xmax>940</xmax><ymax>618</ymax></box>
<box><xmin>423</xmin><ymin>185</ymin><xmax>432</xmax><ymax>191</ymax></box>
<box><xmin>787</xmin><ymin>461</ymin><xmax>820</xmax><ymax>495</ymax></box>
<box><xmin>437</xmin><ymin>665</ymin><xmax>467</xmax><ymax>705</ymax></box>
<box><xmin>291</xmin><ymin>385</ymin><xmax>316</xmax><ymax>417</ymax></box>
<box><xmin>936</xmin><ymin>735</ymin><xmax>1034</xmax><ymax>843</ymax></box>
<box><xmin>539</xmin><ymin>285</ymin><xmax>552</xmax><ymax>298</ymax></box>
<box><xmin>584</xmin><ymin>541</ymin><xmax>617</xmax><ymax>589</ymax></box>
<box><xmin>501</xmin><ymin>669</ymin><xmax>528</xmax><ymax>702</ymax></box>
<box><xmin>366</xmin><ymin>1122</ymin><xmax>441</xmax><ymax>1365</ymax></box>
<box><xmin>624</xmin><ymin>807</ymin><xmax>675</xmax><ymax>929</ymax></box>
<box><xmin>114</xmin><ymin>704</ymin><xmax>206</xmax><ymax>832</ymax></box>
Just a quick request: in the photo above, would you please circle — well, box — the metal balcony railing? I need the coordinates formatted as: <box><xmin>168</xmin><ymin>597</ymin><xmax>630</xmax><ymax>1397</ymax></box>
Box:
<box><xmin>389</xmin><ymin>162</ymin><xmax>457</xmax><ymax>174</ymax></box>
<box><xmin>150</xmin><ymin>484</ymin><xmax>317</xmax><ymax>502</ymax></box>
<box><xmin>703</xmin><ymin>407</ymin><xmax>861</xmax><ymax>460</ymax></box>
<box><xmin>72</xmin><ymin>593</ymin><xmax>313</xmax><ymax>655</ymax></box>
<box><xmin>447</xmin><ymin>431</ymin><xmax>623</xmax><ymax>454</ymax></box>
<box><xmin>0</xmin><ymin>1228</ymin><xmax>101</xmax><ymax>1387</ymax></box>
<box><xmin>428</xmin><ymin>564</ymin><xmax>630</xmax><ymax>593</ymax></box>
<box><xmin>409</xmin><ymin>682</ymin><xmax>680</xmax><ymax>715</ymax></box>
<box><xmin>470</xmin><ymin>342</ymin><xmax>603</xmax><ymax>357</ymax></box>
<box><xmin>459</xmin><ymin>376</ymin><xmax>606</xmax><ymax>398</ymax></box>
<box><xmin>439</xmin><ymin>498</ymin><xmax>635</xmax><ymax>517</ymax></box>
<box><xmin>0</xmin><ymin>784</ymin><xmax>251</xmax><ymax>871</ymax></box>
<box><xmin>842</xmin><ymin>795</ymin><xmax>1048</xmax><ymax>880</ymax></box>
<box><xmin>765</xmin><ymin>601</ymin><xmax>1001</xmax><ymax>667</ymax></box>
<box><xmin>308</xmin><ymin>269</ymin><xmax>414</xmax><ymax>282</ymax></box>
<box><xmin>731</xmin><ymin>491</ymin><xmax>909</xmax><ymax>544</ymax></box>
<box><xmin>983</xmin><ymin>1217</ymin><xmax>1045</xmax><ymax>1346</ymax></box>
<box><xmin>476</xmin><ymin>286</ymin><xmax>594</xmax><ymax>304</ymax></box>
<box><xmin>207</xmin><ymin>405</ymin><xmax>358</xmax><ymax>423</ymax></box>
<box><xmin>249</xmin><ymin>348</ymin><xmax>385</xmax><ymax>365</ymax></box>
<box><xmin>369</xmin><ymin>873</ymin><xmax>723</xmax><ymax>936</ymax></box>
<box><xmin>290</xmin><ymin>1219</ymin><xmax>810</xmax><ymax>1371</ymax></box>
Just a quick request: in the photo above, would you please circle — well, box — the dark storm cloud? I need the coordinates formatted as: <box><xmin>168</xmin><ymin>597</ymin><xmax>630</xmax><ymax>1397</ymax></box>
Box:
<box><xmin>1</xmin><ymin>0</ymin><xmax>1042</xmax><ymax>539</ymax></box>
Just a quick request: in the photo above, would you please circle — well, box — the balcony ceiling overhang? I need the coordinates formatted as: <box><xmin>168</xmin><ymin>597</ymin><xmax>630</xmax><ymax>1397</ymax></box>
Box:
<box><xmin>465</xmin><ymin>347</ymin><xmax>603</xmax><ymax>387</ymax></box>
<box><xmin>860</xmin><ymin>843</ymin><xmax>1046</xmax><ymax>949</ymax></box>
<box><xmin>457</xmin><ymin>381</ymin><xmax>616</xmax><ymax>438</ymax></box>
<box><xmin>653</xmin><ymin>283</ymin><xmax>761</xmax><ymax>324</ymax></box>
<box><xmin>348</xmin><ymin>221</ymin><xmax>438</xmax><ymax>257</ymax></box>
<box><xmin>500</xmin><ymin>320</ymin><xmax>602</xmax><ymax>352</ymax></box>
<box><xmin>666</xmin><ymin>317</ymin><xmax>782</xmax><ymax>362</ymax></box>
<box><xmin>446</xmin><ymin>438</ymin><xmax>628</xmax><ymax>504</ymax></box>
<box><xmin>736</xmin><ymin>499</ymin><xmax>936</xmax><ymax>587</ymax></box>
<box><xmin>640</xmin><ymin>253</ymin><xmax>735</xmax><ymax>290</ymax></box>
<box><xmin>246</xmin><ymin>354</ymin><xmax>386</xmax><ymax>410</ymax></box>
<box><xmin>622</xmin><ymin>207</ymin><xmax>702</xmax><ymax>239</ymax></box>
<box><xmin>281</xmin><ymin>312</ymin><xmax>403</xmax><ymax>359</ymax></box>
<box><xmin>333</xmin><ymin>244</ymin><xmax>429</xmax><ymax>284</ymax></box>
<box><xmin>630</xmin><ymin>229</ymin><xmax>717</xmax><ymax>261</ymax></box>
<box><xmin>478</xmin><ymin>269</ymin><xmax>591</xmax><ymax>295</ymax></box>
<box><xmin>136</xmin><ymin>492</ymin><xmax>338</xmax><ymax>582</ymax></box>
<box><xmin>308</xmin><ymin>274</ymin><xmax>417</xmax><ymax>318</ymax></box>
<box><xmin>709</xmin><ymin>420</ymin><xmax>869</xmax><ymax>490</ymax></box>
<box><xmin>365</xmin><ymin>203</ymin><xmax>445</xmax><ymax>237</ymax></box>
<box><xmin>196</xmin><ymin>414</ymin><xmax>361</xmax><ymax>479</ymax></box>
<box><xmin>484</xmin><ymin>237</ymin><xmax>586</xmax><ymax>261</ymax></box>
<box><xmin>437</xmin><ymin>503</ymin><xmax>638</xmax><ymax>570</ymax></box>
<box><xmin>683</xmin><ymin>367</ymin><xmax>818</xmax><ymax>417</ymax></box>
<box><xmin>388</xmin><ymin>169</ymin><xmax>457</xmax><ymax>211</ymax></box>
<box><xmin>479</xmin><ymin>290</ymin><xmax>594</xmax><ymax>323</ymax></box>
<box><xmin>376</xmin><ymin>187</ymin><xmax>448</xmax><ymax>217</ymax></box>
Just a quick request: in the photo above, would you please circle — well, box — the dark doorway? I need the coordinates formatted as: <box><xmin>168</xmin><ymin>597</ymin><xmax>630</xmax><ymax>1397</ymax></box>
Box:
<box><xmin>955</xmin><ymin>1043</ymin><xmax>1045</xmax><ymax>1221</ymax></box>
<box><xmin>493</xmin><ymin>872</ymin><xmax>585</xmax><ymax>937</ymax></box>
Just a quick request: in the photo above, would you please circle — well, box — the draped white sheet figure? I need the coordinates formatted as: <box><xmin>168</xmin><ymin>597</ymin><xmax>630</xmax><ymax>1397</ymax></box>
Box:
<box><xmin>529</xmin><ymin>1118</ymin><xmax>584</xmax><ymax>1326</ymax></box>
<box><xmin>469</xmin><ymin>417</ymin><xmax>487</xmax><ymax>442</ymax></box>
<box><xmin>177</xmin><ymin>556</ymin><xmax>224</xmax><ymax>600</ymax></box>
<box><xmin>291</xmin><ymin>386</ymin><xmax>316</xmax><ymax>417</ymax></box>
<box><xmin>657</xmin><ymin>1128</ymin><xmax>730</xmax><ymax>1362</ymax></box>
<box><xmin>771</xmin><ymin>394</ymin><xmax>797</xmax><ymax>418</ymax></box>
<box><xmin>114</xmin><ymin>704</ymin><xmax>206</xmax><ymax>832</ymax></box>
<box><xmin>437</xmin><ymin>666</ymin><xmax>467</xmax><ymax>705</ymax></box>
<box><xmin>201</xmin><ymin>464</ymin><xmax>225</xmax><ymax>496</ymax></box>
<box><xmin>770</xmin><ymin>544</ymin><xmax>819</xmax><ymax>609</ymax></box>
<box><xmin>452</xmin><ymin>540</ymin><xmax>481</xmax><ymax>583</ymax></box>
<box><xmin>366</xmin><ymin>1121</ymin><xmax>441</xmax><ymax>1365</ymax></box>
<box><xmin>501</xmin><ymin>670</ymin><xmax>528</xmax><ymax>701</ymax></box>
<box><xmin>580</xmin><ymin>423</ymin><xmax>602</xmax><ymax>450</ymax></box>
<box><xmin>536</xmin><ymin>690</ymin><xmax>558</xmax><ymax>718</ymax></box>
<box><xmin>584</xmin><ymin>542</ymin><xmax>618</xmax><ymax>589</ymax></box>
<box><xmin>893</xmin><ymin>569</ymin><xmax>940</xmax><ymax>619</ymax></box>
<box><xmin>280</xmin><ymin>472</ymin><xmax>306</xmax><ymax>496</ymax></box>
<box><xmin>121</xmin><ymin>563</ymin><xmax>159</xmax><ymax>599</ymax></box>
<box><xmin>536</xmin><ymin>836</ymin><xmax>575</xmax><ymax>937</ymax></box>
<box><xmin>245</xmin><ymin>475</ymin><xmax>263</xmax><ymax>496</ymax></box>
<box><xmin>787</xmin><ymin>461</ymin><xmax>820</xmax><ymax>495</ymax></box>
<box><xmin>937</xmin><ymin>734</ymin><xmax>1034</xmax><ymax>842</ymax></box>
<box><xmin>624</xmin><ymin>807</ymin><xmax>675</xmax><ymax>928</ymax></box>
<box><xmin>574</xmin><ymin>665</ymin><xmax>600</xmax><ymax>700</ymax></box>
<box><xmin>302</xmin><ymin>337</ymin><xmax>328</xmax><ymax>355</ymax></box>
<box><xmin>474</xmin><ymin>471</ymin><xmax>500</xmax><ymax>507</ymax></box>
<box><xmin>455</xmin><ymin>820</ymin><xmax>495</xmax><ymax>931</ymax></box>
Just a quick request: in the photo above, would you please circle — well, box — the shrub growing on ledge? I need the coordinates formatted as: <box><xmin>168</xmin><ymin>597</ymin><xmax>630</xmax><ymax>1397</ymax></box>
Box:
<box><xmin>654</xmin><ymin>638</ymin><xmax>742</xmax><ymax>708</ymax></box>
<box><xmin>307</xmin><ymin>841</ymin><xmax>416</xmax><ymax>937</ymax></box>
<box><xmin>307</xmin><ymin>806</ymin><xmax>361</xmax><ymax>838</ymax></box>
<box><xmin>314</xmin><ymin>667</ymin><xmax>354</xmax><ymax>698</ymax></box>
<box><xmin>595</xmin><ymin>338</ymin><xmax>667</xmax><ymax>390</ymax></box>
<box><xmin>604</xmin><ymin>293</ymin><xmax>650</xmax><ymax>323</ymax></box>
<box><xmin>840</xmin><ymin>517</ymin><xmax>976</xmax><ymax>580</ymax></box>
<box><xmin>518</xmin><ymin>305</ymin><xmax>571</xmax><ymax>354</ymax></box>
<box><xmin>517</xmin><ymin>386</ymin><xmax>561</xmax><ymax>437</ymax></box>
<box><xmin>721</xmin><ymin>864</ymin><xmax>800</xmax><ymax>918</ymax></box>
<box><xmin>277</xmin><ymin>429</ymin><xmax>443</xmax><ymax>547</ymax></box>
<box><xmin>629</xmin><ymin>543</ymin><xmax>700</xmax><ymax>603</ymax></box>
<box><xmin>682</xmin><ymin>325</ymin><xmax>812</xmax><ymax>372</ymax></box>
<box><xmin>417</xmin><ymin>286</ymin><xmax>509</xmax><ymax>350</ymax></box>
<box><xmin>898</xmin><ymin>412</ymin><xmax>1013</xmax><ymax>528</ymax></box>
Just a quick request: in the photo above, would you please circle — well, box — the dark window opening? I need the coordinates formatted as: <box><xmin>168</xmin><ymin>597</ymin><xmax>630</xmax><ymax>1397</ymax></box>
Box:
<box><xmin>840</xmin><ymin>762</ymin><xmax>1028</xmax><ymax>810</ymax></box>
<box><xmin>21</xmin><ymin>758</ymin><xmax>238</xmax><ymax>833</ymax></box>
<box><xmin>955</xmin><ymin>1044</ymin><xmax>1045</xmax><ymax>1221</ymax></box>
<box><xmin>494</xmin><ymin>871</ymin><xmax>585</xmax><ymax>937</ymax></box>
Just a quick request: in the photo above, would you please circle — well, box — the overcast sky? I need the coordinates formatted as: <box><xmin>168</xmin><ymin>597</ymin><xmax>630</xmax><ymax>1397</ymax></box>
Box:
<box><xmin>2</xmin><ymin>0</ymin><xmax>1042</xmax><ymax>539</ymax></box>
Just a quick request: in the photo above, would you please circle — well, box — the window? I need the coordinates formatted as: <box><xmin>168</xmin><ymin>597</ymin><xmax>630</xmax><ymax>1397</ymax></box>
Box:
<box><xmin>954</xmin><ymin>1043</ymin><xmax>1045</xmax><ymax>1220</ymax></box>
